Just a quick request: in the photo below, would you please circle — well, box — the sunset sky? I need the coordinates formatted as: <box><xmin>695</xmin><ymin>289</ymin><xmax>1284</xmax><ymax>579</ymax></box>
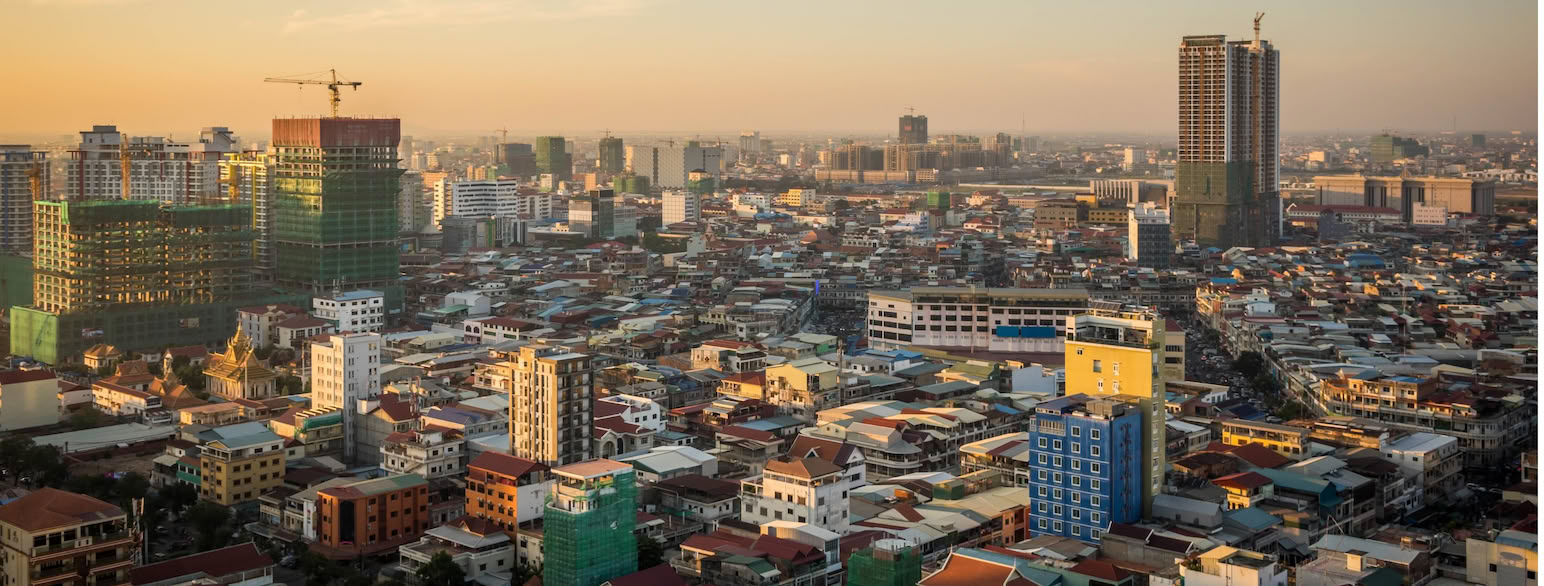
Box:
<box><xmin>5</xmin><ymin>0</ymin><xmax>1537</xmax><ymax>140</ymax></box>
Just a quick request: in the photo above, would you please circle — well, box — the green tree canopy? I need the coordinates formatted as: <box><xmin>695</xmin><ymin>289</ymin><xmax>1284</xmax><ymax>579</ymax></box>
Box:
<box><xmin>415</xmin><ymin>551</ymin><xmax>466</xmax><ymax>586</ymax></box>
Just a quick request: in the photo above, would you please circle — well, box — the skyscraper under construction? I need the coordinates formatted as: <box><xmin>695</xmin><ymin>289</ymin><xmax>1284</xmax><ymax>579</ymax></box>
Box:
<box><xmin>270</xmin><ymin>118</ymin><xmax>405</xmax><ymax>310</ymax></box>
<box><xmin>1171</xmin><ymin>17</ymin><xmax>1280</xmax><ymax>249</ymax></box>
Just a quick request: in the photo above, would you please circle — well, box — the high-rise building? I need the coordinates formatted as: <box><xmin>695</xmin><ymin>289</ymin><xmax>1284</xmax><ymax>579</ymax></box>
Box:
<box><xmin>399</xmin><ymin>135</ymin><xmax>414</xmax><ymax>169</ymax></box>
<box><xmin>1172</xmin><ymin>26</ymin><xmax>1279</xmax><ymax>248</ymax></box>
<box><xmin>534</xmin><ymin>136</ymin><xmax>572</xmax><ymax>182</ymax></box>
<box><xmin>653</xmin><ymin>142</ymin><xmax>723</xmax><ymax>189</ymax></box>
<box><xmin>1471</xmin><ymin>134</ymin><xmax>1486</xmax><ymax>147</ymax></box>
<box><xmin>1123</xmin><ymin>147</ymin><xmax>1146</xmax><ymax>170</ymax></box>
<box><xmin>0</xmin><ymin>146</ymin><xmax>45</xmax><ymax>256</ymax></box>
<box><xmin>497</xmin><ymin>143</ymin><xmax>537</xmax><ymax>178</ymax></box>
<box><xmin>1026</xmin><ymin>394</ymin><xmax>1143</xmax><ymax>543</ymax></box>
<box><xmin>865</xmin><ymin>288</ymin><xmax>1091</xmax><ymax>354</ymax></box>
<box><xmin>440</xmin><ymin>180</ymin><xmax>556</xmax><ymax>227</ymax></box>
<box><xmin>218</xmin><ymin>152</ymin><xmax>275</xmax><ymax>283</ymax></box>
<box><xmin>311</xmin><ymin>332</ymin><xmax>382</xmax><ymax>462</ymax></box>
<box><xmin>544</xmin><ymin>460</ymin><xmax>638</xmax><ymax>586</ymax></box>
<box><xmin>1128</xmin><ymin>202</ymin><xmax>1172</xmax><ymax>269</ymax></box>
<box><xmin>568</xmin><ymin>189</ymin><xmax>616</xmax><ymax>239</ymax></box>
<box><xmin>465</xmin><ymin>451</ymin><xmax>551</xmax><ymax>534</ymax></box>
<box><xmin>0</xmin><ymin>488</ymin><xmax>138</xmax><ymax>586</ymax></box>
<box><xmin>739</xmin><ymin>131</ymin><xmax>762</xmax><ymax>155</ymax></box>
<box><xmin>899</xmin><ymin>114</ymin><xmax>928</xmax><ymax>144</ymax></box>
<box><xmin>662</xmin><ymin>190</ymin><xmax>699</xmax><ymax>226</ymax></box>
<box><xmin>271</xmin><ymin>118</ymin><xmax>404</xmax><ymax>311</ymax></box>
<box><xmin>506</xmin><ymin>345</ymin><xmax>594</xmax><ymax>467</ymax></box>
<box><xmin>66</xmin><ymin>125</ymin><xmax>236</xmax><ymax>204</ymax></box>
<box><xmin>398</xmin><ymin>170</ymin><xmax>425</xmax><ymax>232</ymax></box>
<box><xmin>9</xmin><ymin>199</ymin><xmax>300</xmax><ymax>365</ymax></box>
<box><xmin>597</xmin><ymin>137</ymin><xmax>624</xmax><ymax>175</ymax></box>
<box><xmin>1062</xmin><ymin>304</ymin><xmax>1169</xmax><ymax>517</ymax></box>
<box><xmin>1369</xmin><ymin>134</ymin><xmax>1428</xmax><ymax>163</ymax></box>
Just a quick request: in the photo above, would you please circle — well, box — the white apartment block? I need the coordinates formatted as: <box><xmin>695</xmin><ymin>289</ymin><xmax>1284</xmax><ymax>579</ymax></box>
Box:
<box><xmin>67</xmin><ymin>125</ymin><xmax>236</xmax><ymax>203</ymax></box>
<box><xmin>1381</xmin><ymin>432</ymin><xmax>1462</xmax><ymax>506</ymax></box>
<box><xmin>382</xmin><ymin>427</ymin><xmax>466</xmax><ymax>480</ymax></box>
<box><xmin>311</xmin><ymin>332</ymin><xmax>382</xmax><ymax>462</ymax></box>
<box><xmin>740</xmin><ymin>456</ymin><xmax>861</xmax><ymax>536</ymax></box>
<box><xmin>0</xmin><ymin>146</ymin><xmax>45</xmax><ymax>255</ymax></box>
<box><xmin>866</xmin><ymin>287</ymin><xmax>1090</xmax><ymax>353</ymax></box>
<box><xmin>441</xmin><ymin>180</ymin><xmax>556</xmax><ymax>228</ymax></box>
<box><xmin>313</xmin><ymin>289</ymin><xmax>385</xmax><ymax>333</ymax></box>
<box><xmin>663</xmin><ymin>190</ymin><xmax>700</xmax><ymax>226</ymax></box>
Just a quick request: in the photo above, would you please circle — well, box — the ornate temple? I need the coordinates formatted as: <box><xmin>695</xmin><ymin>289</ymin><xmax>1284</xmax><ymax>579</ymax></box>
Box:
<box><xmin>203</xmin><ymin>326</ymin><xmax>280</xmax><ymax>401</ymax></box>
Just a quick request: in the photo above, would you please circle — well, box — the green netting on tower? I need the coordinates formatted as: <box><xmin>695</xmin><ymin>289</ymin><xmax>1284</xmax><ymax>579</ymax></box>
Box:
<box><xmin>543</xmin><ymin>468</ymin><xmax>640</xmax><ymax>586</ymax></box>
<box><xmin>848</xmin><ymin>543</ymin><xmax>923</xmax><ymax>586</ymax></box>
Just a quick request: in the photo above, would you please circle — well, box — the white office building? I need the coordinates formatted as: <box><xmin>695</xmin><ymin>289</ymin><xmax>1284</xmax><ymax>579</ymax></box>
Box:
<box><xmin>663</xmin><ymin>190</ymin><xmax>700</xmax><ymax>226</ymax></box>
<box><xmin>1128</xmin><ymin>202</ymin><xmax>1172</xmax><ymax>269</ymax></box>
<box><xmin>440</xmin><ymin>180</ymin><xmax>556</xmax><ymax>228</ymax></box>
<box><xmin>627</xmin><ymin>143</ymin><xmax>722</xmax><ymax>189</ymax></box>
<box><xmin>313</xmin><ymin>289</ymin><xmax>385</xmax><ymax>334</ymax></box>
<box><xmin>310</xmin><ymin>332</ymin><xmax>382</xmax><ymax>462</ymax></box>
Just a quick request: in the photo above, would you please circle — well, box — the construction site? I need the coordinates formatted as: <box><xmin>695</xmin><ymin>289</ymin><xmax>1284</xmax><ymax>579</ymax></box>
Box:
<box><xmin>11</xmin><ymin>199</ymin><xmax>303</xmax><ymax>364</ymax></box>
<box><xmin>543</xmin><ymin>460</ymin><xmax>640</xmax><ymax>586</ymax></box>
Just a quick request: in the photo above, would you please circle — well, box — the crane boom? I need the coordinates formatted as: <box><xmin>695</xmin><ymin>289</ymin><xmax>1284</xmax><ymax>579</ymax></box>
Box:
<box><xmin>264</xmin><ymin>68</ymin><xmax>362</xmax><ymax>117</ymax></box>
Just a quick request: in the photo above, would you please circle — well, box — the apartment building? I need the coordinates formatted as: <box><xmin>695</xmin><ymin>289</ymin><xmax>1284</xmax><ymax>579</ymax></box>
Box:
<box><xmin>317</xmin><ymin>474</ymin><xmax>432</xmax><ymax>555</ymax></box>
<box><xmin>1182</xmin><ymin>546</ymin><xmax>1290</xmax><ymax>586</ymax></box>
<box><xmin>311</xmin><ymin>332</ymin><xmax>382</xmax><ymax>462</ymax></box>
<box><xmin>398</xmin><ymin>517</ymin><xmax>515</xmax><ymax>585</ymax></box>
<box><xmin>866</xmin><ymin>287</ymin><xmax>1090</xmax><ymax>354</ymax></box>
<box><xmin>0</xmin><ymin>488</ymin><xmax>137</xmax><ymax>586</ymax></box>
<box><xmin>960</xmin><ymin>432</ymin><xmax>1032</xmax><ymax>487</ymax></box>
<box><xmin>1316</xmin><ymin>372</ymin><xmax>1534</xmax><ymax>470</ymax></box>
<box><xmin>1026</xmin><ymin>394</ymin><xmax>1143</xmax><ymax>544</ymax></box>
<box><xmin>543</xmin><ymin>460</ymin><xmax>638</xmax><ymax>586</ymax></box>
<box><xmin>804</xmin><ymin>401</ymin><xmax>990</xmax><ymax>481</ymax></box>
<box><xmin>465</xmin><ymin>452</ymin><xmax>551</xmax><ymax>534</ymax></box>
<box><xmin>66</xmin><ymin>125</ymin><xmax>236</xmax><ymax>204</ymax></box>
<box><xmin>739</xmin><ymin>456</ymin><xmax>858</xmax><ymax>536</ymax></box>
<box><xmin>198</xmin><ymin>422</ymin><xmax>287</xmax><ymax>506</ymax></box>
<box><xmin>313</xmin><ymin>290</ymin><xmax>385</xmax><ymax>334</ymax></box>
<box><xmin>91</xmin><ymin>381</ymin><xmax>163</xmax><ymax>418</ymax></box>
<box><xmin>505</xmin><ymin>345</ymin><xmax>594</xmax><ymax>467</ymax></box>
<box><xmin>763</xmin><ymin>358</ymin><xmax>842</xmax><ymax>422</ymax></box>
<box><xmin>0</xmin><ymin>146</ymin><xmax>45</xmax><ymax>256</ymax></box>
<box><xmin>439</xmin><ymin>180</ymin><xmax>555</xmax><ymax>227</ymax></box>
<box><xmin>1381</xmin><ymin>432</ymin><xmax>1463</xmax><ymax>505</ymax></box>
<box><xmin>381</xmin><ymin>427</ymin><xmax>466</xmax><ymax>480</ymax></box>
<box><xmin>1221</xmin><ymin>420</ymin><xmax>1311</xmax><ymax>460</ymax></box>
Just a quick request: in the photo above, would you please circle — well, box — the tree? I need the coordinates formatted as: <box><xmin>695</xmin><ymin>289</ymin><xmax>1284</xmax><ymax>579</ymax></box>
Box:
<box><xmin>186</xmin><ymin>502</ymin><xmax>231</xmax><ymax>551</ymax></box>
<box><xmin>1251</xmin><ymin>372</ymin><xmax>1281</xmax><ymax>395</ymax></box>
<box><xmin>637</xmin><ymin>536</ymin><xmax>665</xmax><ymax>569</ymax></box>
<box><xmin>94</xmin><ymin>362</ymin><xmax>117</xmax><ymax>377</ymax></box>
<box><xmin>415</xmin><ymin>552</ymin><xmax>466</xmax><ymax>586</ymax></box>
<box><xmin>67</xmin><ymin>406</ymin><xmax>106</xmax><ymax>430</ymax></box>
<box><xmin>158</xmin><ymin>482</ymin><xmax>199</xmax><ymax>512</ymax></box>
<box><xmin>116</xmin><ymin>472</ymin><xmax>149</xmax><ymax>501</ymax></box>
<box><xmin>0</xmin><ymin>436</ymin><xmax>35</xmax><ymax>475</ymax></box>
<box><xmin>1231</xmin><ymin>351</ymin><xmax>1265</xmax><ymax>379</ymax></box>
<box><xmin>513</xmin><ymin>562</ymin><xmax>542</xmax><ymax>586</ymax></box>
<box><xmin>300</xmin><ymin>551</ymin><xmax>343</xmax><ymax>585</ymax></box>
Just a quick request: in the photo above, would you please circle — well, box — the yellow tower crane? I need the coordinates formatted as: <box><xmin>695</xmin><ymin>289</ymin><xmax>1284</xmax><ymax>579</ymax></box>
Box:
<box><xmin>264</xmin><ymin>69</ymin><xmax>363</xmax><ymax>118</ymax></box>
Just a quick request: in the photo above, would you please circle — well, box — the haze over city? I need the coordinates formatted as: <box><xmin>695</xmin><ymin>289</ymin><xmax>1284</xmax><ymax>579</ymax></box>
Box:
<box><xmin>3</xmin><ymin>0</ymin><xmax>1537</xmax><ymax>141</ymax></box>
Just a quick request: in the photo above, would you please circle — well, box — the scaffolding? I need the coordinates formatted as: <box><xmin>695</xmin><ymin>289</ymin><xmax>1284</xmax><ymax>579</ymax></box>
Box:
<box><xmin>848</xmin><ymin>540</ymin><xmax>923</xmax><ymax>586</ymax></box>
<box><xmin>544</xmin><ymin>468</ymin><xmax>639</xmax><ymax>586</ymax></box>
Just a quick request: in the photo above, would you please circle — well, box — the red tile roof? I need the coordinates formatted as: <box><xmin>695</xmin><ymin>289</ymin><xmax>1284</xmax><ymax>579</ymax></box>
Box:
<box><xmin>0</xmin><ymin>369</ymin><xmax>56</xmax><ymax>385</ymax></box>
<box><xmin>469</xmin><ymin>451</ymin><xmax>549</xmax><ymax>480</ymax></box>
<box><xmin>1070</xmin><ymin>559</ymin><xmax>1133</xmax><ymax>582</ymax></box>
<box><xmin>130</xmin><ymin>542</ymin><xmax>273</xmax><ymax>585</ymax></box>
<box><xmin>0</xmin><ymin>488</ymin><xmax>123</xmax><ymax>532</ymax></box>
<box><xmin>602</xmin><ymin>564</ymin><xmax>687</xmax><ymax>586</ymax></box>
<box><xmin>1213</xmin><ymin>471</ymin><xmax>1273</xmax><ymax>491</ymax></box>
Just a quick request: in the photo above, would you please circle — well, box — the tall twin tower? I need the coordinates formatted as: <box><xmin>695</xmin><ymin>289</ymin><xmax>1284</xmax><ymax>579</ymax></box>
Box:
<box><xmin>1171</xmin><ymin>16</ymin><xmax>1280</xmax><ymax>249</ymax></box>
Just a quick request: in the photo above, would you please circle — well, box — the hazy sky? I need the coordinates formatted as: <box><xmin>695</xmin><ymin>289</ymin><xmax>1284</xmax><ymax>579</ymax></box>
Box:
<box><xmin>5</xmin><ymin>0</ymin><xmax>1537</xmax><ymax>140</ymax></box>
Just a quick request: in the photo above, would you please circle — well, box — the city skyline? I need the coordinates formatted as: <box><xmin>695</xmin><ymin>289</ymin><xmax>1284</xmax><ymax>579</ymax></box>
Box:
<box><xmin>4</xmin><ymin>0</ymin><xmax>1536</xmax><ymax>140</ymax></box>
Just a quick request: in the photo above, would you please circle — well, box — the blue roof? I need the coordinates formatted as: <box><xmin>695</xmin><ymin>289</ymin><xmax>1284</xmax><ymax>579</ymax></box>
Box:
<box><xmin>1211</xmin><ymin>278</ymin><xmax>1239</xmax><ymax>285</ymax></box>
<box><xmin>1388</xmin><ymin>376</ymin><xmax>1423</xmax><ymax>383</ymax></box>
<box><xmin>326</xmin><ymin>289</ymin><xmax>383</xmax><ymax>301</ymax></box>
<box><xmin>1225</xmin><ymin>507</ymin><xmax>1282</xmax><ymax>532</ymax></box>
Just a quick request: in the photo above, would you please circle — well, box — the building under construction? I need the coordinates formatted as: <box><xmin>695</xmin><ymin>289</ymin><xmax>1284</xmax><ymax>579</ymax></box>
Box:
<box><xmin>10</xmin><ymin>199</ymin><xmax>304</xmax><ymax>364</ymax></box>
<box><xmin>543</xmin><ymin>459</ymin><xmax>638</xmax><ymax>586</ymax></box>
<box><xmin>847</xmin><ymin>539</ymin><xmax>923</xmax><ymax>586</ymax></box>
<box><xmin>270</xmin><ymin>118</ymin><xmax>404</xmax><ymax>311</ymax></box>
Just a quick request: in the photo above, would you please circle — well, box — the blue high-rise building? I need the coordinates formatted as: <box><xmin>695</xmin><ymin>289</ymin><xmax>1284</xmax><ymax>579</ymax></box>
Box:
<box><xmin>1026</xmin><ymin>394</ymin><xmax>1143</xmax><ymax>543</ymax></box>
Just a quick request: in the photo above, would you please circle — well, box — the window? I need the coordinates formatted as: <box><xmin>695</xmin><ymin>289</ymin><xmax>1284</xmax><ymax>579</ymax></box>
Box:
<box><xmin>1072</xmin><ymin>442</ymin><xmax>1081</xmax><ymax>454</ymax></box>
<box><xmin>1038</xmin><ymin>454</ymin><xmax>1047</xmax><ymax>465</ymax></box>
<box><xmin>1071</xmin><ymin>427</ymin><xmax>1081</xmax><ymax>437</ymax></box>
<box><xmin>1072</xmin><ymin>476</ymin><xmax>1082</xmax><ymax>487</ymax></box>
<box><xmin>1091</xmin><ymin>479</ymin><xmax>1102</xmax><ymax>490</ymax></box>
<box><xmin>1038</xmin><ymin>437</ymin><xmax>1047</xmax><ymax>448</ymax></box>
<box><xmin>1073</xmin><ymin>525</ymin><xmax>1082</xmax><ymax>537</ymax></box>
<box><xmin>1072</xmin><ymin>492</ymin><xmax>1081</xmax><ymax>503</ymax></box>
<box><xmin>1091</xmin><ymin>446</ymin><xmax>1101</xmax><ymax>458</ymax></box>
<box><xmin>1053</xmin><ymin>505</ymin><xmax>1063</xmax><ymax>515</ymax></box>
<box><xmin>1071</xmin><ymin>509</ymin><xmax>1082</xmax><ymax>520</ymax></box>
<box><xmin>1052</xmin><ymin>440</ymin><xmax>1062</xmax><ymax>450</ymax></box>
<box><xmin>1038</xmin><ymin>486</ymin><xmax>1047</xmax><ymax>497</ymax></box>
<box><xmin>1092</xmin><ymin>360</ymin><xmax>1102</xmax><ymax>373</ymax></box>
<box><xmin>1091</xmin><ymin>463</ymin><xmax>1102</xmax><ymax>474</ymax></box>
<box><xmin>1092</xmin><ymin>496</ymin><xmax>1102</xmax><ymax>507</ymax></box>
<box><xmin>1090</xmin><ymin>429</ymin><xmax>1101</xmax><ymax>440</ymax></box>
<box><xmin>1072</xmin><ymin>460</ymin><xmax>1081</xmax><ymax>471</ymax></box>
<box><xmin>1038</xmin><ymin>502</ymin><xmax>1047</xmax><ymax>512</ymax></box>
<box><xmin>1038</xmin><ymin>519</ymin><xmax>1048</xmax><ymax>529</ymax></box>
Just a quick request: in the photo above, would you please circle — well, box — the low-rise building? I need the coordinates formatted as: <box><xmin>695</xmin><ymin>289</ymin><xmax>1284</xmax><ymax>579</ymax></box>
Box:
<box><xmin>1182</xmin><ymin>546</ymin><xmax>1290</xmax><ymax>586</ymax></box>
<box><xmin>382</xmin><ymin>427</ymin><xmax>466</xmax><ymax>480</ymax></box>
<box><xmin>960</xmin><ymin>432</ymin><xmax>1032</xmax><ymax>487</ymax></box>
<box><xmin>465</xmin><ymin>451</ymin><xmax>551</xmax><ymax>535</ymax></box>
<box><xmin>398</xmin><ymin>517</ymin><xmax>515</xmax><ymax>585</ymax></box>
<box><xmin>0</xmin><ymin>488</ymin><xmax>137</xmax><ymax>586</ymax></box>
<box><xmin>198</xmin><ymin>422</ymin><xmax>287</xmax><ymax>506</ymax></box>
<box><xmin>129</xmin><ymin>542</ymin><xmax>276</xmax><ymax>586</ymax></box>
<box><xmin>1221</xmin><ymin>419</ymin><xmax>1310</xmax><ymax>460</ymax></box>
<box><xmin>0</xmin><ymin>369</ymin><xmax>61</xmax><ymax>432</ymax></box>
<box><xmin>317</xmin><ymin>474</ymin><xmax>432</xmax><ymax>556</ymax></box>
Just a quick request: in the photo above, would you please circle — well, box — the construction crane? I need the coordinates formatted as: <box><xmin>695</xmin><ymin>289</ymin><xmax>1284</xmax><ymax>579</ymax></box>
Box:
<box><xmin>264</xmin><ymin>69</ymin><xmax>363</xmax><ymax>118</ymax></box>
<box><xmin>494</xmin><ymin>127</ymin><xmax>509</xmax><ymax>164</ymax></box>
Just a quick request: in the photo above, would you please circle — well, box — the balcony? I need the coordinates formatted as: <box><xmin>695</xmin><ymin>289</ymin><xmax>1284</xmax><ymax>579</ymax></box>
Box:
<box><xmin>32</xmin><ymin>532</ymin><xmax>133</xmax><ymax>559</ymax></box>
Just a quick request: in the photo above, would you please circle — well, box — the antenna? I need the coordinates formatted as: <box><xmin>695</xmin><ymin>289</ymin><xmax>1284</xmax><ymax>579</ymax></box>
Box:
<box><xmin>904</xmin><ymin>106</ymin><xmax>915</xmax><ymax>116</ymax></box>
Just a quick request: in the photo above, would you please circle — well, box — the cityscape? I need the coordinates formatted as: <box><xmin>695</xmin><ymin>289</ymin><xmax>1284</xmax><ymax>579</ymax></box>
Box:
<box><xmin>0</xmin><ymin>2</ymin><xmax>1538</xmax><ymax>586</ymax></box>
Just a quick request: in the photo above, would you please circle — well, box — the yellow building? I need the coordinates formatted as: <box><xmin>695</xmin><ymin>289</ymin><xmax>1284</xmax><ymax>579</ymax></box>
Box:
<box><xmin>1212</xmin><ymin>471</ymin><xmax>1275</xmax><ymax>510</ymax></box>
<box><xmin>1086</xmin><ymin>207</ymin><xmax>1132</xmax><ymax>225</ymax></box>
<box><xmin>1063</xmin><ymin>304</ymin><xmax>1168</xmax><ymax>516</ymax></box>
<box><xmin>0</xmin><ymin>488</ymin><xmax>137</xmax><ymax>586</ymax></box>
<box><xmin>764</xmin><ymin>357</ymin><xmax>841</xmax><ymax>422</ymax></box>
<box><xmin>1220</xmin><ymin>419</ymin><xmax>1310</xmax><ymax>459</ymax></box>
<box><xmin>777</xmin><ymin>188</ymin><xmax>814</xmax><ymax>208</ymax></box>
<box><xmin>1466</xmin><ymin>529</ymin><xmax>1538</xmax><ymax>586</ymax></box>
<box><xmin>1161</xmin><ymin>324</ymin><xmax>1185</xmax><ymax>382</ymax></box>
<box><xmin>199</xmin><ymin>424</ymin><xmax>287</xmax><ymax>506</ymax></box>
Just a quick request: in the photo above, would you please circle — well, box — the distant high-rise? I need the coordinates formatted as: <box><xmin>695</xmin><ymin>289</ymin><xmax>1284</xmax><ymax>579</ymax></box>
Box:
<box><xmin>506</xmin><ymin>345</ymin><xmax>594</xmax><ymax>466</ymax></box>
<box><xmin>218</xmin><ymin>152</ymin><xmax>276</xmax><ymax>284</ymax></box>
<box><xmin>271</xmin><ymin>118</ymin><xmax>404</xmax><ymax>310</ymax></box>
<box><xmin>662</xmin><ymin>190</ymin><xmax>699</xmax><ymax>226</ymax></box>
<box><xmin>535</xmin><ymin>136</ymin><xmax>571</xmax><ymax>181</ymax></box>
<box><xmin>501</xmin><ymin>143</ymin><xmax>537</xmax><ymax>178</ymax></box>
<box><xmin>67</xmin><ymin>125</ymin><xmax>236</xmax><ymax>204</ymax></box>
<box><xmin>0</xmin><ymin>146</ymin><xmax>45</xmax><ymax>256</ymax></box>
<box><xmin>569</xmin><ymin>189</ymin><xmax>616</xmax><ymax>239</ymax></box>
<box><xmin>1369</xmin><ymin>134</ymin><xmax>1428</xmax><ymax>163</ymax></box>
<box><xmin>1471</xmin><ymin>134</ymin><xmax>1486</xmax><ymax>147</ymax></box>
<box><xmin>1172</xmin><ymin>22</ymin><xmax>1279</xmax><ymax>249</ymax></box>
<box><xmin>597</xmin><ymin>137</ymin><xmax>624</xmax><ymax>175</ymax></box>
<box><xmin>898</xmin><ymin>114</ymin><xmax>928</xmax><ymax>144</ymax></box>
<box><xmin>739</xmin><ymin>131</ymin><xmax>761</xmax><ymax>154</ymax></box>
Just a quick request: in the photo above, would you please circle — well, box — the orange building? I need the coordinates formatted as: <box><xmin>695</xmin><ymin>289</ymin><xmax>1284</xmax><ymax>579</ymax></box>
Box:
<box><xmin>466</xmin><ymin>451</ymin><xmax>551</xmax><ymax>533</ymax></box>
<box><xmin>316</xmin><ymin>474</ymin><xmax>430</xmax><ymax>556</ymax></box>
